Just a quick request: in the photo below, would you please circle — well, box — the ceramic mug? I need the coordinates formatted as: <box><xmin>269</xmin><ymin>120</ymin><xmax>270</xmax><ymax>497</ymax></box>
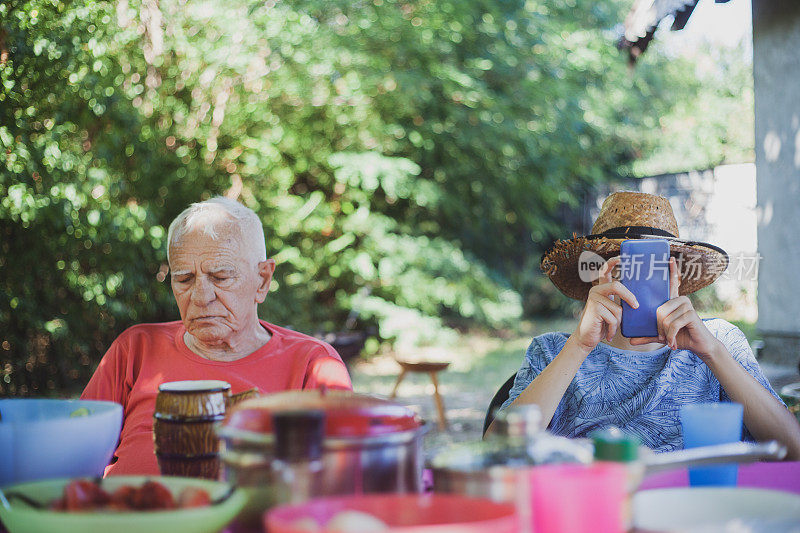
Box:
<box><xmin>153</xmin><ymin>380</ymin><xmax>231</xmax><ymax>479</ymax></box>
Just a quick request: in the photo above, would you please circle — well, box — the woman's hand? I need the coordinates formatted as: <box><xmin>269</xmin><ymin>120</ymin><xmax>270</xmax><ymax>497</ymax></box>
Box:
<box><xmin>572</xmin><ymin>257</ymin><xmax>639</xmax><ymax>353</ymax></box>
<box><xmin>629</xmin><ymin>257</ymin><xmax>723</xmax><ymax>359</ymax></box>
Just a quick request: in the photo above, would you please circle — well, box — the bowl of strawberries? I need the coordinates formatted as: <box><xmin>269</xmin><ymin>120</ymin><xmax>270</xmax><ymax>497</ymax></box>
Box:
<box><xmin>0</xmin><ymin>476</ymin><xmax>246</xmax><ymax>533</ymax></box>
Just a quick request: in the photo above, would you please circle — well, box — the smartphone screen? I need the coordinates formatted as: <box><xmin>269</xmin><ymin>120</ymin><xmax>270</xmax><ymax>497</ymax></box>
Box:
<box><xmin>620</xmin><ymin>239</ymin><xmax>670</xmax><ymax>338</ymax></box>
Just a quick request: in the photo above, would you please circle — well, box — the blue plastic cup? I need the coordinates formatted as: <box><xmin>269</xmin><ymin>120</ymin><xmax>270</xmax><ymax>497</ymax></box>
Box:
<box><xmin>680</xmin><ymin>402</ymin><xmax>744</xmax><ymax>486</ymax></box>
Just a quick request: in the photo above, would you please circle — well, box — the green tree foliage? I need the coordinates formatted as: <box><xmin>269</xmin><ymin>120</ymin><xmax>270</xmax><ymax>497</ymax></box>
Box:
<box><xmin>0</xmin><ymin>0</ymin><xmax>748</xmax><ymax>396</ymax></box>
<box><xmin>1</xmin><ymin>1</ymin><xmax>176</xmax><ymax>395</ymax></box>
<box><xmin>628</xmin><ymin>40</ymin><xmax>755</xmax><ymax>177</ymax></box>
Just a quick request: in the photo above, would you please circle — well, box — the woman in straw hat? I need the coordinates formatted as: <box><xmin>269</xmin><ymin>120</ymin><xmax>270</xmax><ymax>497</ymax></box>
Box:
<box><xmin>488</xmin><ymin>192</ymin><xmax>800</xmax><ymax>458</ymax></box>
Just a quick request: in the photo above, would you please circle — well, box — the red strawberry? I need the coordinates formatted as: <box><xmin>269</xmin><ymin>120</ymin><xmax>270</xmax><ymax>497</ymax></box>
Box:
<box><xmin>178</xmin><ymin>487</ymin><xmax>212</xmax><ymax>508</ymax></box>
<box><xmin>136</xmin><ymin>480</ymin><xmax>176</xmax><ymax>510</ymax></box>
<box><xmin>109</xmin><ymin>485</ymin><xmax>137</xmax><ymax>509</ymax></box>
<box><xmin>63</xmin><ymin>479</ymin><xmax>108</xmax><ymax>511</ymax></box>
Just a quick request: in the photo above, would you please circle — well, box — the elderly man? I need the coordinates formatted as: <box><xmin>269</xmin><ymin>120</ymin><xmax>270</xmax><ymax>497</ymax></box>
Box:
<box><xmin>82</xmin><ymin>197</ymin><xmax>352</xmax><ymax>475</ymax></box>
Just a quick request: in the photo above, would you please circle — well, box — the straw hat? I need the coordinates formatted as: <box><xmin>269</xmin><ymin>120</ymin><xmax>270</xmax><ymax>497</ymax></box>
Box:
<box><xmin>541</xmin><ymin>191</ymin><xmax>729</xmax><ymax>300</ymax></box>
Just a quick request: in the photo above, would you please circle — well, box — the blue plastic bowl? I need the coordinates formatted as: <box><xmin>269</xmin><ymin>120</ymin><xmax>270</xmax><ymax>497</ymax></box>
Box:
<box><xmin>0</xmin><ymin>399</ymin><xmax>122</xmax><ymax>486</ymax></box>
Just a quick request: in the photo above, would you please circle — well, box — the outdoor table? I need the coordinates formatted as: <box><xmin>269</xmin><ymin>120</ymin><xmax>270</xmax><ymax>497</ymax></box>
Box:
<box><xmin>639</xmin><ymin>461</ymin><xmax>800</xmax><ymax>494</ymax></box>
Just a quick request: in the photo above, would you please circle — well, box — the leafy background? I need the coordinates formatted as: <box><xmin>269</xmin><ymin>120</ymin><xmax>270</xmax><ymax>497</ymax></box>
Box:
<box><xmin>0</xmin><ymin>0</ymin><xmax>753</xmax><ymax>396</ymax></box>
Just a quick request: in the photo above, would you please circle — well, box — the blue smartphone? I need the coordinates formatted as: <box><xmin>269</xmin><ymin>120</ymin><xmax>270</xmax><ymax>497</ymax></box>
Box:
<box><xmin>620</xmin><ymin>239</ymin><xmax>670</xmax><ymax>338</ymax></box>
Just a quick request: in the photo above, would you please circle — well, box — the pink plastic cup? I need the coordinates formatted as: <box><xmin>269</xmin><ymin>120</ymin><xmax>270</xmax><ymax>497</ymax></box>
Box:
<box><xmin>529</xmin><ymin>463</ymin><xmax>627</xmax><ymax>533</ymax></box>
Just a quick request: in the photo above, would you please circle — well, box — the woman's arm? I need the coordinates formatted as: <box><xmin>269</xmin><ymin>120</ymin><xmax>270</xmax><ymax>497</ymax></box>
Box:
<box><xmin>704</xmin><ymin>341</ymin><xmax>800</xmax><ymax>460</ymax></box>
<box><xmin>486</xmin><ymin>258</ymin><xmax>638</xmax><ymax>437</ymax></box>
<box><xmin>486</xmin><ymin>335</ymin><xmax>591</xmax><ymax>434</ymax></box>
<box><xmin>632</xmin><ymin>259</ymin><xmax>800</xmax><ymax>459</ymax></box>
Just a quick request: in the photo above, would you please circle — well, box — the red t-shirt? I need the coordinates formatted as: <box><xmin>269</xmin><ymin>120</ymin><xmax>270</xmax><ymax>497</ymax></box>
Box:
<box><xmin>80</xmin><ymin>320</ymin><xmax>352</xmax><ymax>476</ymax></box>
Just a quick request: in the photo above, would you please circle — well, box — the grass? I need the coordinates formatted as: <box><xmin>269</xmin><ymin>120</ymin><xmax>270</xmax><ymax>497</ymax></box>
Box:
<box><xmin>350</xmin><ymin>317</ymin><xmax>576</xmax><ymax>399</ymax></box>
<box><xmin>348</xmin><ymin>317</ymin><xmax>577</xmax><ymax>453</ymax></box>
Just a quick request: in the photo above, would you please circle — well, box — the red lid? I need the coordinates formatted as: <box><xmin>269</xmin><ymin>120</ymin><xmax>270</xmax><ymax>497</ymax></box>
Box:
<box><xmin>223</xmin><ymin>390</ymin><xmax>422</xmax><ymax>438</ymax></box>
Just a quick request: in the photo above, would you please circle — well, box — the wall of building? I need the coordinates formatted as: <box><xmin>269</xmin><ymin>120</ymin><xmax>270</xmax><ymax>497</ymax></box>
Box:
<box><xmin>753</xmin><ymin>0</ymin><xmax>800</xmax><ymax>365</ymax></box>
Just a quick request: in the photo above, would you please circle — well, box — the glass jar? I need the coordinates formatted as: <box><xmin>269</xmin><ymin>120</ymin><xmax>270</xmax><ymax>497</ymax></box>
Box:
<box><xmin>270</xmin><ymin>409</ymin><xmax>326</xmax><ymax>505</ymax></box>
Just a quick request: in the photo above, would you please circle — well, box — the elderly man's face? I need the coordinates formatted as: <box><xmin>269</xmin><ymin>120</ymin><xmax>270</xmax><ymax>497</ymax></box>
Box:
<box><xmin>169</xmin><ymin>224</ymin><xmax>273</xmax><ymax>347</ymax></box>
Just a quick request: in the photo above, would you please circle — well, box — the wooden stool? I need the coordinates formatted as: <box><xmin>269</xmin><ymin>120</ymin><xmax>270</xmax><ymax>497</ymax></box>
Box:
<box><xmin>390</xmin><ymin>360</ymin><xmax>450</xmax><ymax>430</ymax></box>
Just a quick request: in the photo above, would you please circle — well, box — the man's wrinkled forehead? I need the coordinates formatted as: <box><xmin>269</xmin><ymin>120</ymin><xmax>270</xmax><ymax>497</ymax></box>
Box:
<box><xmin>169</xmin><ymin>260</ymin><xmax>238</xmax><ymax>276</ymax></box>
<box><xmin>169</xmin><ymin>222</ymin><xmax>252</xmax><ymax>265</ymax></box>
<box><xmin>172</xmin><ymin>216</ymin><xmax>236</xmax><ymax>245</ymax></box>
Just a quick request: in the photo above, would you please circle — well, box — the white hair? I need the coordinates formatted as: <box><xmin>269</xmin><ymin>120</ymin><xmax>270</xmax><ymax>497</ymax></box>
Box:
<box><xmin>167</xmin><ymin>197</ymin><xmax>267</xmax><ymax>264</ymax></box>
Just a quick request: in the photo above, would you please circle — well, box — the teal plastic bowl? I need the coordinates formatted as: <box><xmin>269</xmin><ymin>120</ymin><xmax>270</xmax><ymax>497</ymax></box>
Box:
<box><xmin>0</xmin><ymin>399</ymin><xmax>122</xmax><ymax>486</ymax></box>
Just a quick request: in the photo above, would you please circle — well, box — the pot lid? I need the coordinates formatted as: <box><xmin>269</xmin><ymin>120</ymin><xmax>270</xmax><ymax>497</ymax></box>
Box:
<box><xmin>431</xmin><ymin>433</ymin><xmax>594</xmax><ymax>472</ymax></box>
<box><xmin>222</xmin><ymin>390</ymin><xmax>422</xmax><ymax>438</ymax></box>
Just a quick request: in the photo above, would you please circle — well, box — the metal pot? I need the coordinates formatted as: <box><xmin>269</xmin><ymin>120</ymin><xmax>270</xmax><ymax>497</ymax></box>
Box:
<box><xmin>430</xmin><ymin>433</ymin><xmax>594</xmax><ymax>502</ymax></box>
<box><xmin>431</xmin><ymin>435</ymin><xmax>786</xmax><ymax>503</ymax></box>
<box><xmin>216</xmin><ymin>390</ymin><xmax>426</xmax><ymax>521</ymax></box>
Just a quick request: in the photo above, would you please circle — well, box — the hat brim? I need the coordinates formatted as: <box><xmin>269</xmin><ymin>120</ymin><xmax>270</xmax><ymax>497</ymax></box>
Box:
<box><xmin>540</xmin><ymin>234</ymin><xmax>729</xmax><ymax>301</ymax></box>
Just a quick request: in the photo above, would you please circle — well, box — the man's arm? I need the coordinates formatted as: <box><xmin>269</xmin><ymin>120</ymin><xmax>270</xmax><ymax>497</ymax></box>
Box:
<box><xmin>303</xmin><ymin>346</ymin><xmax>353</xmax><ymax>391</ymax></box>
<box><xmin>80</xmin><ymin>340</ymin><xmax>128</xmax><ymax>407</ymax></box>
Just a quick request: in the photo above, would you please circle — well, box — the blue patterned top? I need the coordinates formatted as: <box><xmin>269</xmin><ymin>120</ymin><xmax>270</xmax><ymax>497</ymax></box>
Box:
<box><xmin>500</xmin><ymin>319</ymin><xmax>784</xmax><ymax>452</ymax></box>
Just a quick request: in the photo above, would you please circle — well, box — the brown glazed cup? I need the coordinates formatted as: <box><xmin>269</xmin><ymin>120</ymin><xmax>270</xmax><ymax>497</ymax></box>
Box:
<box><xmin>153</xmin><ymin>380</ymin><xmax>231</xmax><ymax>479</ymax></box>
<box><xmin>153</xmin><ymin>416</ymin><xmax>224</xmax><ymax>455</ymax></box>
<box><xmin>155</xmin><ymin>452</ymin><xmax>221</xmax><ymax>479</ymax></box>
<box><xmin>154</xmin><ymin>380</ymin><xmax>230</xmax><ymax>420</ymax></box>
